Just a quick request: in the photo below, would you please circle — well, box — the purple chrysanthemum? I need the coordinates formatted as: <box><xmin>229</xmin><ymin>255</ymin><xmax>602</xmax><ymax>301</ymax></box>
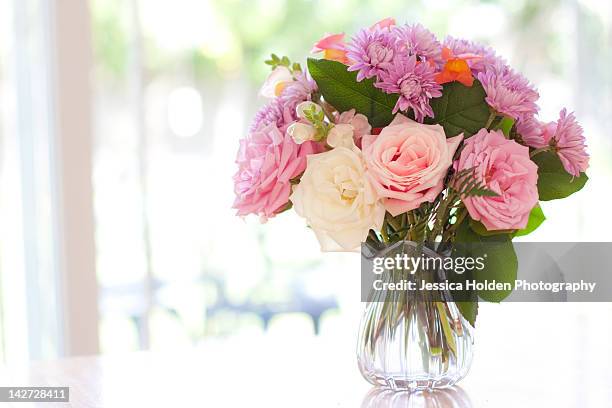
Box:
<box><xmin>550</xmin><ymin>109</ymin><xmax>589</xmax><ymax>177</ymax></box>
<box><xmin>250</xmin><ymin>71</ymin><xmax>317</xmax><ymax>134</ymax></box>
<box><xmin>393</xmin><ymin>24</ymin><xmax>442</xmax><ymax>62</ymax></box>
<box><xmin>442</xmin><ymin>36</ymin><xmax>503</xmax><ymax>74</ymax></box>
<box><xmin>346</xmin><ymin>28</ymin><xmax>398</xmax><ymax>81</ymax></box>
<box><xmin>249</xmin><ymin>98</ymin><xmax>292</xmax><ymax>133</ymax></box>
<box><xmin>280</xmin><ymin>71</ymin><xmax>318</xmax><ymax>114</ymax></box>
<box><xmin>478</xmin><ymin>62</ymin><xmax>539</xmax><ymax>120</ymax></box>
<box><xmin>375</xmin><ymin>55</ymin><xmax>442</xmax><ymax>122</ymax></box>
<box><xmin>516</xmin><ymin>115</ymin><xmax>546</xmax><ymax>148</ymax></box>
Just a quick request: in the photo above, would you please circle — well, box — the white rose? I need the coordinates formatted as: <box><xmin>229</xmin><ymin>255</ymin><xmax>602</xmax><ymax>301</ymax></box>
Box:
<box><xmin>287</xmin><ymin>122</ymin><xmax>316</xmax><ymax>144</ymax></box>
<box><xmin>290</xmin><ymin>146</ymin><xmax>385</xmax><ymax>251</ymax></box>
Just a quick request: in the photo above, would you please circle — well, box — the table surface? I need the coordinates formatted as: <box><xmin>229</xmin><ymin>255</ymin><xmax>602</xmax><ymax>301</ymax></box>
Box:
<box><xmin>1</xmin><ymin>303</ymin><xmax>611</xmax><ymax>407</ymax></box>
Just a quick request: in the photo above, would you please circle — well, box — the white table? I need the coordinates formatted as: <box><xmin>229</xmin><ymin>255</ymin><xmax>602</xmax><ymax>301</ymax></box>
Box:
<box><xmin>1</xmin><ymin>303</ymin><xmax>611</xmax><ymax>407</ymax></box>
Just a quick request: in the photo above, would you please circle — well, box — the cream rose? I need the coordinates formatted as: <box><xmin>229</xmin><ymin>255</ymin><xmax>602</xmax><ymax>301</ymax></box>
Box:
<box><xmin>362</xmin><ymin>114</ymin><xmax>463</xmax><ymax>216</ymax></box>
<box><xmin>290</xmin><ymin>145</ymin><xmax>384</xmax><ymax>251</ymax></box>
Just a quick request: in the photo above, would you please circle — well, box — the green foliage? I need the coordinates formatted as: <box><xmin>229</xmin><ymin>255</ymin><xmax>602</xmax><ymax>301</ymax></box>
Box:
<box><xmin>265</xmin><ymin>53</ymin><xmax>291</xmax><ymax>69</ymax></box>
<box><xmin>532</xmin><ymin>151</ymin><xmax>588</xmax><ymax>200</ymax></box>
<box><xmin>514</xmin><ymin>204</ymin><xmax>546</xmax><ymax>237</ymax></box>
<box><xmin>307</xmin><ymin>58</ymin><xmax>398</xmax><ymax>127</ymax></box>
<box><xmin>451</xmin><ymin>168</ymin><xmax>499</xmax><ymax>198</ymax></box>
<box><xmin>469</xmin><ymin>219</ymin><xmax>515</xmax><ymax>236</ymax></box>
<box><xmin>455</xmin><ymin>220</ymin><xmax>518</xmax><ymax>303</ymax></box>
<box><xmin>425</xmin><ymin>80</ymin><xmax>491</xmax><ymax>137</ymax></box>
<box><xmin>495</xmin><ymin>116</ymin><xmax>515</xmax><ymax>138</ymax></box>
<box><xmin>456</xmin><ymin>293</ymin><xmax>479</xmax><ymax>327</ymax></box>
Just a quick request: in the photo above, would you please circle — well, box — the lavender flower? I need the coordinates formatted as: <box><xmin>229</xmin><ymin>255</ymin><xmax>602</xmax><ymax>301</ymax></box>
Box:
<box><xmin>375</xmin><ymin>55</ymin><xmax>442</xmax><ymax>122</ymax></box>
<box><xmin>346</xmin><ymin>28</ymin><xmax>398</xmax><ymax>81</ymax></box>
<box><xmin>516</xmin><ymin>115</ymin><xmax>547</xmax><ymax>148</ymax></box>
<box><xmin>280</xmin><ymin>71</ymin><xmax>318</xmax><ymax>114</ymax></box>
<box><xmin>551</xmin><ymin>109</ymin><xmax>589</xmax><ymax>177</ymax></box>
<box><xmin>394</xmin><ymin>24</ymin><xmax>442</xmax><ymax>62</ymax></box>
<box><xmin>250</xmin><ymin>71</ymin><xmax>317</xmax><ymax>134</ymax></box>
<box><xmin>478</xmin><ymin>62</ymin><xmax>539</xmax><ymax>120</ymax></box>
<box><xmin>249</xmin><ymin>99</ymin><xmax>287</xmax><ymax>133</ymax></box>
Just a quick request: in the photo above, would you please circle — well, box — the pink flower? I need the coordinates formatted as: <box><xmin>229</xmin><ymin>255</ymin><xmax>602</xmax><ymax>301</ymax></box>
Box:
<box><xmin>516</xmin><ymin>110</ymin><xmax>589</xmax><ymax>177</ymax></box>
<box><xmin>455</xmin><ymin>129</ymin><xmax>539</xmax><ymax>231</ymax></box>
<box><xmin>549</xmin><ymin>109</ymin><xmax>589</xmax><ymax>177</ymax></box>
<box><xmin>346</xmin><ymin>27</ymin><xmax>398</xmax><ymax>81</ymax></box>
<box><xmin>362</xmin><ymin>114</ymin><xmax>463</xmax><ymax>216</ymax></box>
<box><xmin>516</xmin><ymin>115</ymin><xmax>552</xmax><ymax>148</ymax></box>
<box><xmin>334</xmin><ymin>109</ymin><xmax>372</xmax><ymax>147</ymax></box>
<box><xmin>233</xmin><ymin>122</ymin><xmax>317</xmax><ymax>219</ymax></box>
<box><xmin>375</xmin><ymin>54</ymin><xmax>443</xmax><ymax>122</ymax></box>
<box><xmin>311</xmin><ymin>33</ymin><xmax>349</xmax><ymax>64</ymax></box>
<box><xmin>477</xmin><ymin>62</ymin><xmax>539</xmax><ymax>120</ymax></box>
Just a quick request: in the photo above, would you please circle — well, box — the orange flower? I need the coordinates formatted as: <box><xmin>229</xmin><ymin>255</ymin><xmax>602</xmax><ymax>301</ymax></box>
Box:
<box><xmin>434</xmin><ymin>47</ymin><xmax>482</xmax><ymax>87</ymax></box>
<box><xmin>311</xmin><ymin>33</ymin><xmax>349</xmax><ymax>64</ymax></box>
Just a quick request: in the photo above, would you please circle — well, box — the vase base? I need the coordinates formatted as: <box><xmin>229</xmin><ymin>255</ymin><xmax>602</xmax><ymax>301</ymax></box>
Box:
<box><xmin>362</xmin><ymin>372</ymin><xmax>461</xmax><ymax>391</ymax></box>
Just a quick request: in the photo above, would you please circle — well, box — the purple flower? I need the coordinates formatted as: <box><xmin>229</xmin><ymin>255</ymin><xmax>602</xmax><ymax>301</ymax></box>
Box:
<box><xmin>280</xmin><ymin>71</ymin><xmax>318</xmax><ymax>115</ymax></box>
<box><xmin>249</xmin><ymin>99</ymin><xmax>287</xmax><ymax>133</ymax></box>
<box><xmin>477</xmin><ymin>62</ymin><xmax>539</xmax><ymax>120</ymax></box>
<box><xmin>375</xmin><ymin>55</ymin><xmax>442</xmax><ymax>122</ymax></box>
<box><xmin>550</xmin><ymin>109</ymin><xmax>589</xmax><ymax>177</ymax></box>
<box><xmin>347</xmin><ymin>28</ymin><xmax>398</xmax><ymax>81</ymax></box>
<box><xmin>394</xmin><ymin>24</ymin><xmax>442</xmax><ymax>62</ymax></box>
<box><xmin>442</xmin><ymin>36</ymin><xmax>502</xmax><ymax>74</ymax></box>
<box><xmin>249</xmin><ymin>71</ymin><xmax>317</xmax><ymax>134</ymax></box>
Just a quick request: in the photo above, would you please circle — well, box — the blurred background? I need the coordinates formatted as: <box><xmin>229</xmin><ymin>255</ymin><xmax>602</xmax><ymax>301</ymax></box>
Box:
<box><xmin>0</xmin><ymin>0</ymin><xmax>611</xmax><ymax>366</ymax></box>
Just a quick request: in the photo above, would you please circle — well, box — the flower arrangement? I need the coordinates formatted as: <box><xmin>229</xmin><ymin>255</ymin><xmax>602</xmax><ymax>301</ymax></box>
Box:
<box><xmin>233</xmin><ymin>18</ymin><xmax>589</xmax><ymax>325</ymax></box>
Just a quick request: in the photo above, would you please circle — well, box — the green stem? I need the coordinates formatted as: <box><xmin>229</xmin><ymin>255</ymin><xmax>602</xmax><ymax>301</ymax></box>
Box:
<box><xmin>530</xmin><ymin>146</ymin><xmax>552</xmax><ymax>158</ymax></box>
<box><xmin>485</xmin><ymin>110</ymin><xmax>497</xmax><ymax>129</ymax></box>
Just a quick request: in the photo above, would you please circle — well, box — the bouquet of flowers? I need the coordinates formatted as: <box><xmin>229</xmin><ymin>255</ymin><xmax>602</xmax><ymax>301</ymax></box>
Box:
<box><xmin>233</xmin><ymin>18</ymin><xmax>589</xmax><ymax>325</ymax></box>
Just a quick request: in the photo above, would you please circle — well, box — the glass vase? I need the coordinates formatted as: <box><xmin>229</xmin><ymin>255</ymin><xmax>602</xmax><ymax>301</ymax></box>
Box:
<box><xmin>357</xmin><ymin>241</ymin><xmax>474</xmax><ymax>391</ymax></box>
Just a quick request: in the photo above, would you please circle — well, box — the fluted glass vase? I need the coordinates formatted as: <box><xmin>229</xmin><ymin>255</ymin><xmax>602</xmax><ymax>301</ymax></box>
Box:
<box><xmin>357</xmin><ymin>241</ymin><xmax>474</xmax><ymax>391</ymax></box>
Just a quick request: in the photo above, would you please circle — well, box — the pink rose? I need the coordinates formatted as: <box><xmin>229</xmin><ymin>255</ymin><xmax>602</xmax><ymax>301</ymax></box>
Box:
<box><xmin>233</xmin><ymin>122</ymin><xmax>317</xmax><ymax>219</ymax></box>
<box><xmin>362</xmin><ymin>114</ymin><xmax>463</xmax><ymax>216</ymax></box>
<box><xmin>335</xmin><ymin>109</ymin><xmax>372</xmax><ymax>147</ymax></box>
<box><xmin>455</xmin><ymin>129</ymin><xmax>539</xmax><ymax>231</ymax></box>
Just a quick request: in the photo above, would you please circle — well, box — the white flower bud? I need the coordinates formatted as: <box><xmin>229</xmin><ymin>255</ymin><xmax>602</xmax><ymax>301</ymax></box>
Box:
<box><xmin>296</xmin><ymin>101</ymin><xmax>323</xmax><ymax>120</ymax></box>
<box><xmin>287</xmin><ymin>122</ymin><xmax>317</xmax><ymax>144</ymax></box>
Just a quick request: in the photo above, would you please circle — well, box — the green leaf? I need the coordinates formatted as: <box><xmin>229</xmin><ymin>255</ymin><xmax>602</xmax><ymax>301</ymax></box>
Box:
<box><xmin>456</xmin><ymin>298</ymin><xmax>478</xmax><ymax>327</ymax></box>
<box><xmin>425</xmin><ymin>80</ymin><xmax>491</xmax><ymax>137</ymax></box>
<box><xmin>532</xmin><ymin>151</ymin><xmax>588</xmax><ymax>200</ymax></box>
<box><xmin>469</xmin><ymin>218</ymin><xmax>515</xmax><ymax>236</ymax></box>
<box><xmin>307</xmin><ymin>58</ymin><xmax>398</xmax><ymax>127</ymax></box>
<box><xmin>495</xmin><ymin>116</ymin><xmax>515</xmax><ymax>138</ymax></box>
<box><xmin>514</xmin><ymin>204</ymin><xmax>546</xmax><ymax>237</ymax></box>
<box><xmin>455</xmin><ymin>220</ymin><xmax>517</xmax><ymax>303</ymax></box>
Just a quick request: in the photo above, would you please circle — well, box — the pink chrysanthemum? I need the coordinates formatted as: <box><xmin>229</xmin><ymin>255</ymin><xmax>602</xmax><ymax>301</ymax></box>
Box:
<box><xmin>394</xmin><ymin>24</ymin><xmax>442</xmax><ymax>62</ymax></box>
<box><xmin>550</xmin><ymin>109</ymin><xmax>589</xmax><ymax>177</ymax></box>
<box><xmin>375</xmin><ymin>55</ymin><xmax>442</xmax><ymax>122</ymax></box>
<box><xmin>250</xmin><ymin>71</ymin><xmax>317</xmax><ymax>134</ymax></box>
<box><xmin>280</xmin><ymin>71</ymin><xmax>318</xmax><ymax>113</ymax></box>
<box><xmin>249</xmin><ymin>98</ymin><xmax>290</xmax><ymax>133</ymax></box>
<box><xmin>478</xmin><ymin>62</ymin><xmax>539</xmax><ymax>120</ymax></box>
<box><xmin>347</xmin><ymin>28</ymin><xmax>398</xmax><ymax>81</ymax></box>
<box><xmin>442</xmin><ymin>36</ymin><xmax>502</xmax><ymax>74</ymax></box>
<box><xmin>516</xmin><ymin>116</ymin><xmax>545</xmax><ymax>148</ymax></box>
